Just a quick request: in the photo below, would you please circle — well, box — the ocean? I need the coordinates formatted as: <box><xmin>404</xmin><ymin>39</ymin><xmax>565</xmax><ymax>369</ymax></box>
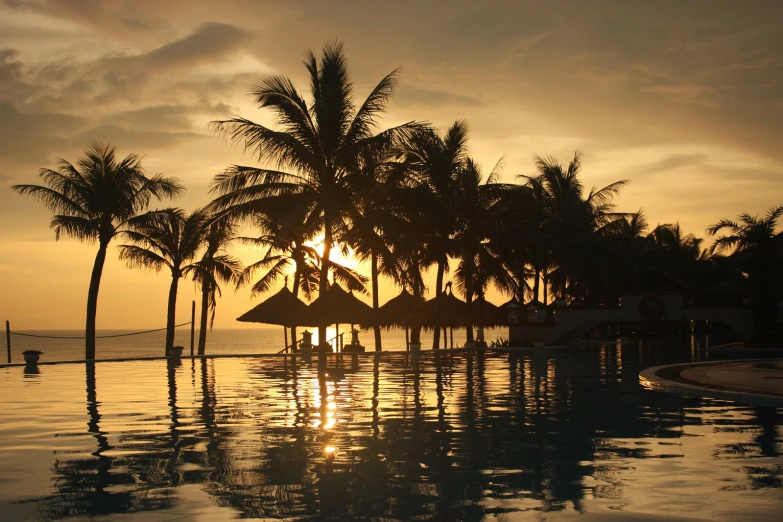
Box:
<box><xmin>5</xmin><ymin>325</ymin><xmax>510</xmax><ymax>363</ymax></box>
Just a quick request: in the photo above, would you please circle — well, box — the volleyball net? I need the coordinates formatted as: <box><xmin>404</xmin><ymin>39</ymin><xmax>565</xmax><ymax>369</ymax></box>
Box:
<box><xmin>4</xmin><ymin>321</ymin><xmax>195</xmax><ymax>364</ymax></box>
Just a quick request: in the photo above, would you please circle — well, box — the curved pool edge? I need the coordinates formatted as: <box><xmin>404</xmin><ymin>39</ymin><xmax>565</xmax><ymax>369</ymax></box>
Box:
<box><xmin>640</xmin><ymin>358</ymin><xmax>783</xmax><ymax>407</ymax></box>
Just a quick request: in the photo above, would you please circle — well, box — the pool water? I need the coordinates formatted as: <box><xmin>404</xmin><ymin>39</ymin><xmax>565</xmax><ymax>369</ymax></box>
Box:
<box><xmin>1</xmin><ymin>340</ymin><xmax>781</xmax><ymax>521</ymax></box>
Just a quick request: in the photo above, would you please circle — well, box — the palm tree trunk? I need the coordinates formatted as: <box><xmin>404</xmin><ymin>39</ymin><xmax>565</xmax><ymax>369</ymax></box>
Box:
<box><xmin>318</xmin><ymin>220</ymin><xmax>333</xmax><ymax>349</ymax></box>
<box><xmin>432</xmin><ymin>259</ymin><xmax>445</xmax><ymax>349</ymax></box>
<box><xmin>532</xmin><ymin>266</ymin><xmax>541</xmax><ymax>303</ymax></box>
<box><xmin>85</xmin><ymin>242</ymin><xmax>109</xmax><ymax>360</ymax></box>
<box><xmin>478</xmin><ymin>295</ymin><xmax>485</xmax><ymax>343</ymax></box>
<box><xmin>411</xmin><ymin>283</ymin><xmax>422</xmax><ymax>347</ymax></box>
<box><xmin>465</xmin><ymin>259</ymin><xmax>475</xmax><ymax>344</ymax></box>
<box><xmin>165</xmin><ymin>273</ymin><xmax>180</xmax><ymax>356</ymax></box>
<box><xmin>197</xmin><ymin>284</ymin><xmax>209</xmax><ymax>355</ymax></box>
<box><xmin>291</xmin><ymin>269</ymin><xmax>301</xmax><ymax>350</ymax></box>
<box><xmin>542</xmin><ymin>270</ymin><xmax>548</xmax><ymax>309</ymax></box>
<box><xmin>371</xmin><ymin>251</ymin><xmax>382</xmax><ymax>351</ymax></box>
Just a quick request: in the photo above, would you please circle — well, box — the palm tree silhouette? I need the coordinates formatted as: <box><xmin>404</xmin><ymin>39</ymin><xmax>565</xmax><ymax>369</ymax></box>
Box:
<box><xmin>401</xmin><ymin>121</ymin><xmax>470</xmax><ymax>348</ymax></box>
<box><xmin>239</xmin><ymin>212</ymin><xmax>321</xmax><ymax>346</ymax></box>
<box><xmin>452</xmin><ymin>158</ymin><xmax>517</xmax><ymax>342</ymax></box>
<box><xmin>119</xmin><ymin>208</ymin><xmax>208</xmax><ymax>355</ymax></box>
<box><xmin>12</xmin><ymin>142</ymin><xmax>183</xmax><ymax>359</ymax></box>
<box><xmin>521</xmin><ymin>151</ymin><xmax>628</xmax><ymax>304</ymax></box>
<box><xmin>240</xmin><ymin>211</ymin><xmax>368</xmax><ymax>346</ymax></box>
<box><xmin>708</xmin><ymin>205</ymin><xmax>783</xmax><ymax>341</ymax></box>
<box><xmin>191</xmin><ymin>216</ymin><xmax>242</xmax><ymax>355</ymax></box>
<box><xmin>210</xmin><ymin>41</ymin><xmax>419</xmax><ymax>348</ymax></box>
<box><xmin>343</xmin><ymin>145</ymin><xmax>410</xmax><ymax>351</ymax></box>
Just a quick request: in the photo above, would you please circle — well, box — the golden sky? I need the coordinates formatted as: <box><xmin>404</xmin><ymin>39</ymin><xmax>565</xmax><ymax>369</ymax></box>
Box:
<box><xmin>1</xmin><ymin>0</ymin><xmax>782</xmax><ymax>329</ymax></box>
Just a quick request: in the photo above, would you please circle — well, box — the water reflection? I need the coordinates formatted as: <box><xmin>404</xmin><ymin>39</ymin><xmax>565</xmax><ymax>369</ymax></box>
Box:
<box><xmin>2</xmin><ymin>338</ymin><xmax>781</xmax><ymax>520</ymax></box>
<box><xmin>23</xmin><ymin>364</ymin><xmax>40</xmax><ymax>378</ymax></box>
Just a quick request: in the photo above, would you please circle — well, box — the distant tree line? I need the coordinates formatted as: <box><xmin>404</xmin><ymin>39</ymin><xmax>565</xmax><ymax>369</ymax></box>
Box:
<box><xmin>13</xmin><ymin>42</ymin><xmax>783</xmax><ymax>357</ymax></box>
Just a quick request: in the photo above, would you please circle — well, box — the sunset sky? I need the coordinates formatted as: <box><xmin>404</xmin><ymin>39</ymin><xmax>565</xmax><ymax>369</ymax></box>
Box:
<box><xmin>1</xmin><ymin>0</ymin><xmax>782</xmax><ymax>330</ymax></box>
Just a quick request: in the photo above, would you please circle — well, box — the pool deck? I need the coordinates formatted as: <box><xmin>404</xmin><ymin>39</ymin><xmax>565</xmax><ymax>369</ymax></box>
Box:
<box><xmin>640</xmin><ymin>358</ymin><xmax>783</xmax><ymax>406</ymax></box>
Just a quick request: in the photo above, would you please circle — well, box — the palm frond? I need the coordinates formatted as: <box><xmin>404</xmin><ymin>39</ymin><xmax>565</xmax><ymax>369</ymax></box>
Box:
<box><xmin>118</xmin><ymin>244</ymin><xmax>170</xmax><ymax>271</ymax></box>
<box><xmin>50</xmin><ymin>215</ymin><xmax>99</xmax><ymax>241</ymax></box>
<box><xmin>249</xmin><ymin>258</ymin><xmax>291</xmax><ymax>297</ymax></box>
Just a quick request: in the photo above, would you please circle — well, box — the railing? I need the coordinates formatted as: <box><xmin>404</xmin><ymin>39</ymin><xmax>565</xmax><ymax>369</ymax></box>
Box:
<box><xmin>277</xmin><ymin>336</ymin><xmax>307</xmax><ymax>354</ymax></box>
<box><xmin>327</xmin><ymin>333</ymin><xmax>345</xmax><ymax>352</ymax></box>
<box><xmin>277</xmin><ymin>332</ymin><xmax>347</xmax><ymax>354</ymax></box>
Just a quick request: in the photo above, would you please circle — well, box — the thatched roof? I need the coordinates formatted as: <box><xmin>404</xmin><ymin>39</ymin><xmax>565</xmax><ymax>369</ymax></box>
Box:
<box><xmin>413</xmin><ymin>291</ymin><xmax>471</xmax><ymax>328</ymax></box>
<box><xmin>377</xmin><ymin>290</ymin><xmax>426</xmax><ymax>328</ymax></box>
<box><xmin>470</xmin><ymin>298</ymin><xmax>504</xmax><ymax>327</ymax></box>
<box><xmin>237</xmin><ymin>287</ymin><xmax>315</xmax><ymax>327</ymax></box>
<box><xmin>305</xmin><ymin>284</ymin><xmax>373</xmax><ymax>325</ymax></box>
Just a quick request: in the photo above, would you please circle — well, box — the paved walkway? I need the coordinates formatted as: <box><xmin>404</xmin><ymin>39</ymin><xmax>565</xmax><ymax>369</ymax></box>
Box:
<box><xmin>640</xmin><ymin>358</ymin><xmax>783</xmax><ymax>405</ymax></box>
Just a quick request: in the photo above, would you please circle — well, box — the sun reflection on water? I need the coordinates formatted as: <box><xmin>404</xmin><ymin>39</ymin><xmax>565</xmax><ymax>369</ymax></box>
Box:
<box><xmin>1</xmin><ymin>341</ymin><xmax>781</xmax><ymax>521</ymax></box>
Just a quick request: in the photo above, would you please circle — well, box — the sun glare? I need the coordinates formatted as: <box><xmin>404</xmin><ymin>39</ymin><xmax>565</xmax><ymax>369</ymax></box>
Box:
<box><xmin>305</xmin><ymin>234</ymin><xmax>361</xmax><ymax>271</ymax></box>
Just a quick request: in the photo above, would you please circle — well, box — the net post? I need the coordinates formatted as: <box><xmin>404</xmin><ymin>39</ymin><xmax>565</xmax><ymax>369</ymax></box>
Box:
<box><xmin>5</xmin><ymin>320</ymin><xmax>10</xmax><ymax>364</ymax></box>
<box><xmin>190</xmin><ymin>300</ymin><xmax>195</xmax><ymax>358</ymax></box>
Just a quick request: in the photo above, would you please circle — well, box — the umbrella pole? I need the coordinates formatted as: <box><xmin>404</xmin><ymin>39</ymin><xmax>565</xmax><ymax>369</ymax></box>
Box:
<box><xmin>405</xmin><ymin>327</ymin><xmax>410</xmax><ymax>351</ymax></box>
<box><xmin>442</xmin><ymin>327</ymin><xmax>447</xmax><ymax>349</ymax></box>
<box><xmin>450</xmin><ymin>327</ymin><xmax>453</xmax><ymax>349</ymax></box>
<box><xmin>335</xmin><ymin>323</ymin><xmax>339</xmax><ymax>352</ymax></box>
<box><xmin>283</xmin><ymin>326</ymin><xmax>289</xmax><ymax>353</ymax></box>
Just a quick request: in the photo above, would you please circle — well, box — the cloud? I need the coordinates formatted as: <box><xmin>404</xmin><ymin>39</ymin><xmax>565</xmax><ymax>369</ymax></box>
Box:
<box><xmin>143</xmin><ymin>22</ymin><xmax>248</xmax><ymax>69</ymax></box>
<box><xmin>76</xmin><ymin>123</ymin><xmax>204</xmax><ymax>152</ymax></box>
<box><xmin>638</xmin><ymin>154</ymin><xmax>707</xmax><ymax>175</ymax></box>
<box><xmin>0</xmin><ymin>99</ymin><xmax>87</xmax><ymax>165</ymax></box>
<box><xmin>394</xmin><ymin>85</ymin><xmax>485</xmax><ymax>109</ymax></box>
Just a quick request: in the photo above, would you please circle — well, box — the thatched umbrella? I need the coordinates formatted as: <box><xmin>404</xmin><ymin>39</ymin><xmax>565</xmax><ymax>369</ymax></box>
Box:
<box><xmin>417</xmin><ymin>291</ymin><xmax>471</xmax><ymax>328</ymax></box>
<box><xmin>471</xmin><ymin>298</ymin><xmax>503</xmax><ymax>328</ymax></box>
<box><xmin>376</xmin><ymin>290</ymin><xmax>427</xmax><ymax>350</ymax></box>
<box><xmin>378</xmin><ymin>290</ymin><xmax>427</xmax><ymax>327</ymax></box>
<box><xmin>237</xmin><ymin>286</ymin><xmax>314</xmax><ymax>351</ymax></box>
<box><xmin>305</xmin><ymin>284</ymin><xmax>373</xmax><ymax>349</ymax></box>
<box><xmin>410</xmin><ymin>290</ymin><xmax>472</xmax><ymax>349</ymax></box>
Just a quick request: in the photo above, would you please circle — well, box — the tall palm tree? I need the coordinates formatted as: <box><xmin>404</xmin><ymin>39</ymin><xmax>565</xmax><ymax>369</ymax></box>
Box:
<box><xmin>452</xmin><ymin>158</ymin><xmax>517</xmax><ymax>342</ymax></box>
<box><xmin>707</xmin><ymin>205</ymin><xmax>783</xmax><ymax>341</ymax></box>
<box><xmin>191</xmin><ymin>217</ymin><xmax>242</xmax><ymax>355</ymax></box>
<box><xmin>12</xmin><ymin>142</ymin><xmax>183</xmax><ymax>359</ymax></box>
<box><xmin>522</xmin><ymin>151</ymin><xmax>628</xmax><ymax>303</ymax></box>
<box><xmin>492</xmin><ymin>183</ymin><xmax>537</xmax><ymax>302</ymax></box>
<box><xmin>119</xmin><ymin>208</ymin><xmax>208</xmax><ymax>355</ymax></box>
<box><xmin>209</xmin><ymin>41</ymin><xmax>418</xmax><ymax>348</ymax></box>
<box><xmin>343</xmin><ymin>145</ymin><xmax>409</xmax><ymax>351</ymax></box>
<box><xmin>400</xmin><ymin>121</ymin><xmax>470</xmax><ymax>348</ymax></box>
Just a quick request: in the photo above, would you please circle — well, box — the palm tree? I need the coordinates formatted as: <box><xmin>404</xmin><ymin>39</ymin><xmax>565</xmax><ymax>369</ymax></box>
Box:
<box><xmin>119</xmin><ymin>208</ymin><xmax>208</xmax><ymax>355</ymax></box>
<box><xmin>491</xmin><ymin>184</ymin><xmax>537</xmax><ymax>302</ymax></box>
<box><xmin>707</xmin><ymin>205</ymin><xmax>783</xmax><ymax>341</ymax></box>
<box><xmin>239</xmin><ymin>212</ymin><xmax>321</xmax><ymax>347</ymax></box>
<box><xmin>343</xmin><ymin>145</ymin><xmax>409</xmax><ymax>351</ymax></box>
<box><xmin>522</xmin><ymin>151</ymin><xmax>628</xmax><ymax>304</ymax></box>
<box><xmin>11</xmin><ymin>142</ymin><xmax>183</xmax><ymax>359</ymax></box>
<box><xmin>191</xmin><ymin>216</ymin><xmax>243</xmax><ymax>355</ymax></box>
<box><xmin>239</xmin><ymin>211</ymin><xmax>368</xmax><ymax>348</ymax></box>
<box><xmin>602</xmin><ymin>209</ymin><xmax>649</xmax><ymax>291</ymax></box>
<box><xmin>647</xmin><ymin>223</ymin><xmax>705</xmax><ymax>268</ymax></box>
<box><xmin>452</xmin><ymin>158</ymin><xmax>517</xmax><ymax>343</ymax></box>
<box><xmin>400</xmin><ymin>121</ymin><xmax>470</xmax><ymax>348</ymax></box>
<box><xmin>209</xmin><ymin>41</ymin><xmax>418</xmax><ymax>347</ymax></box>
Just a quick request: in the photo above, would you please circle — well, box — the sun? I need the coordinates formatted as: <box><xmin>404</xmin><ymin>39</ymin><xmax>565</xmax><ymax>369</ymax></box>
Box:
<box><xmin>305</xmin><ymin>234</ymin><xmax>361</xmax><ymax>271</ymax></box>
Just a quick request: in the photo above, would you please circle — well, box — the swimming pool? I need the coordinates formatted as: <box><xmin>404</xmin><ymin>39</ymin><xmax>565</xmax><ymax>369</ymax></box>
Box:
<box><xmin>1</xmin><ymin>340</ymin><xmax>781</xmax><ymax>521</ymax></box>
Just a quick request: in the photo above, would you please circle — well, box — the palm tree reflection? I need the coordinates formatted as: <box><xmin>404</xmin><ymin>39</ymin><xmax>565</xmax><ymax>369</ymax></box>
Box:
<box><xmin>29</xmin><ymin>343</ymin><xmax>783</xmax><ymax>520</ymax></box>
